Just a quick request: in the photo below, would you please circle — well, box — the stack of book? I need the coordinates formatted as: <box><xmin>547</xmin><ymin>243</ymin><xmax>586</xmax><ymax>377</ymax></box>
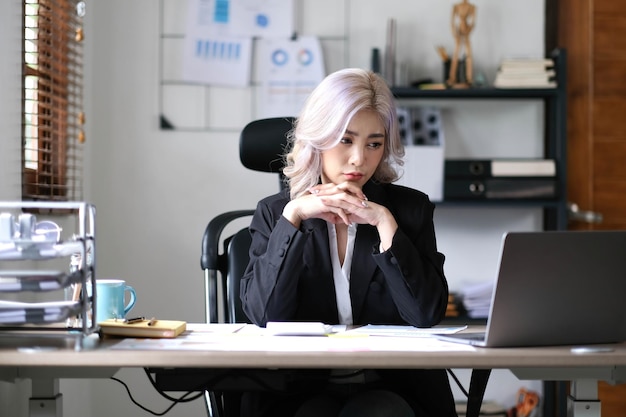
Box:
<box><xmin>493</xmin><ymin>57</ymin><xmax>556</xmax><ymax>88</ymax></box>
<box><xmin>445</xmin><ymin>293</ymin><xmax>462</xmax><ymax>318</ymax></box>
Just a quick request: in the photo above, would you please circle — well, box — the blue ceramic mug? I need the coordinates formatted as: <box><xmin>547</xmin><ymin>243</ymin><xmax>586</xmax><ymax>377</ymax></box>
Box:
<box><xmin>95</xmin><ymin>279</ymin><xmax>137</xmax><ymax>324</ymax></box>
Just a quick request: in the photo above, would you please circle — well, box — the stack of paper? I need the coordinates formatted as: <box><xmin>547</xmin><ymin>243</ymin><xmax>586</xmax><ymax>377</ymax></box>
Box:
<box><xmin>0</xmin><ymin>300</ymin><xmax>79</xmax><ymax>324</ymax></box>
<box><xmin>342</xmin><ymin>324</ymin><xmax>466</xmax><ymax>337</ymax></box>
<box><xmin>459</xmin><ymin>281</ymin><xmax>494</xmax><ymax>319</ymax></box>
<box><xmin>494</xmin><ymin>58</ymin><xmax>556</xmax><ymax>88</ymax></box>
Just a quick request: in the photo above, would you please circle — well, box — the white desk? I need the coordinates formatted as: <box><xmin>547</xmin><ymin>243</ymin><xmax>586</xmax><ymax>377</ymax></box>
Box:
<box><xmin>1</xmin><ymin>324</ymin><xmax>625</xmax><ymax>417</ymax></box>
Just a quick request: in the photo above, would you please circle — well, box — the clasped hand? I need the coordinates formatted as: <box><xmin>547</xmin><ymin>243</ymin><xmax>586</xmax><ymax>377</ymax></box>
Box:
<box><xmin>282</xmin><ymin>182</ymin><xmax>398</xmax><ymax>251</ymax></box>
<box><xmin>285</xmin><ymin>182</ymin><xmax>385</xmax><ymax>227</ymax></box>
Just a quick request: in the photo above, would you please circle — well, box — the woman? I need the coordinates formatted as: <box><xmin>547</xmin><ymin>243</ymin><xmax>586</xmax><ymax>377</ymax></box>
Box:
<box><xmin>240</xmin><ymin>68</ymin><xmax>457</xmax><ymax>417</ymax></box>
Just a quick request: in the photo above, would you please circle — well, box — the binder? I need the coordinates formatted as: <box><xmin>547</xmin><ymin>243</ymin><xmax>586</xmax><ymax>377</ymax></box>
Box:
<box><xmin>445</xmin><ymin>159</ymin><xmax>556</xmax><ymax>178</ymax></box>
<box><xmin>444</xmin><ymin>178</ymin><xmax>557</xmax><ymax>200</ymax></box>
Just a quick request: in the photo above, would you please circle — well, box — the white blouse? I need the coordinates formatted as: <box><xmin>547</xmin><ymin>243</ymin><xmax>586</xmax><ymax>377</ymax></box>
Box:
<box><xmin>327</xmin><ymin>222</ymin><xmax>357</xmax><ymax>325</ymax></box>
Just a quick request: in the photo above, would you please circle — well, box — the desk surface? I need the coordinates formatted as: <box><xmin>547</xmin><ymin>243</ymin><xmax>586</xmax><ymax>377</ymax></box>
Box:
<box><xmin>2</xmin><ymin>323</ymin><xmax>625</xmax><ymax>417</ymax></box>
<box><xmin>1</xmin><ymin>324</ymin><xmax>626</xmax><ymax>376</ymax></box>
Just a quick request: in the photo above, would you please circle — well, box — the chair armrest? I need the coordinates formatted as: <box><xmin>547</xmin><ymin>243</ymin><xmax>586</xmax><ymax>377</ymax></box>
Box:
<box><xmin>201</xmin><ymin>210</ymin><xmax>255</xmax><ymax>270</ymax></box>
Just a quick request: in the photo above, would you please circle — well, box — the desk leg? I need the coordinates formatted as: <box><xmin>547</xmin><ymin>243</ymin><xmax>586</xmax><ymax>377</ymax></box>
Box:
<box><xmin>568</xmin><ymin>380</ymin><xmax>600</xmax><ymax>417</ymax></box>
<box><xmin>466</xmin><ymin>369</ymin><xmax>491</xmax><ymax>417</ymax></box>
<box><xmin>29</xmin><ymin>378</ymin><xmax>62</xmax><ymax>417</ymax></box>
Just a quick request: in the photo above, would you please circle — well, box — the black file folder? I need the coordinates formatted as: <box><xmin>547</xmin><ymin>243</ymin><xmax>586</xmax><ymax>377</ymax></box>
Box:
<box><xmin>444</xmin><ymin>178</ymin><xmax>557</xmax><ymax>200</ymax></box>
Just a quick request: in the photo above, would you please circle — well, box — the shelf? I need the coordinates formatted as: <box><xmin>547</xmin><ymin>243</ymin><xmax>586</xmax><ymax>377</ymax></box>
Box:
<box><xmin>392</xmin><ymin>48</ymin><xmax>568</xmax><ymax>231</ymax></box>
<box><xmin>391</xmin><ymin>86</ymin><xmax>560</xmax><ymax>100</ymax></box>
<box><xmin>392</xmin><ymin>48</ymin><xmax>566</xmax><ymax>101</ymax></box>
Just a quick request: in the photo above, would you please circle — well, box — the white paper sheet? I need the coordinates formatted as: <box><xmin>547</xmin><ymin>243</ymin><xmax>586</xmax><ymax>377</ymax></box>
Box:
<box><xmin>109</xmin><ymin>323</ymin><xmax>475</xmax><ymax>352</ymax></box>
<box><xmin>342</xmin><ymin>324</ymin><xmax>468</xmax><ymax>338</ymax></box>
<box><xmin>187</xmin><ymin>0</ymin><xmax>294</xmax><ymax>38</ymax></box>
<box><xmin>227</xmin><ymin>0</ymin><xmax>295</xmax><ymax>38</ymax></box>
<box><xmin>257</xmin><ymin>36</ymin><xmax>325</xmax><ymax>118</ymax></box>
<box><xmin>181</xmin><ymin>0</ymin><xmax>295</xmax><ymax>87</ymax></box>
<box><xmin>182</xmin><ymin>0</ymin><xmax>254</xmax><ymax>86</ymax></box>
<box><xmin>265</xmin><ymin>321</ymin><xmax>345</xmax><ymax>336</ymax></box>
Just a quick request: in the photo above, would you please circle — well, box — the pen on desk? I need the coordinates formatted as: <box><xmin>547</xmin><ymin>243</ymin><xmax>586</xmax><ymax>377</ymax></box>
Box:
<box><xmin>125</xmin><ymin>316</ymin><xmax>145</xmax><ymax>324</ymax></box>
<box><xmin>147</xmin><ymin>317</ymin><xmax>157</xmax><ymax>326</ymax></box>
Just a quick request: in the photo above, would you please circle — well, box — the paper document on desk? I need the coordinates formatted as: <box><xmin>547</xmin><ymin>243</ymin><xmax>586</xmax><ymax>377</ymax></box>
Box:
<box><xmin>265</xmin><ymin>321</ymin><xmax>345</xmax><ymax>336</ymax></box>
<box><xmin>110</xmin><ymin>323</ymin><xmax>249</xmax><ymax>350</ymax></box>
<box><xmin>343</xmin><ymin>324</ymin><xmax>467</xmax><ymax>338</ymax></box>
<box><xmin>109</xmin><ymin>323</ymin><xmax>476</xmax><ymax>352</ymax></box>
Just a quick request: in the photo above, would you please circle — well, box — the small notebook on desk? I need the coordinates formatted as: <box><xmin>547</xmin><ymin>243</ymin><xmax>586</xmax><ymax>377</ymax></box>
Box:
<box><xmin>99</xmin><ymin>319</ymin><xmax>186</xmax><ymax>338</ymax></box>
<box><xmin>436</xmin><ymin>230</ymin><xmax>626</xmax><ymax>348</ymax></box>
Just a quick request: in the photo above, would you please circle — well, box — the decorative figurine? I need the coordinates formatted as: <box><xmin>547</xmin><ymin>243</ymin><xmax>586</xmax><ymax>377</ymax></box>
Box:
<box><xmin>448</xmin><ymin>0</ymin><xmax>476</xmax><ymax>86</ymax></box>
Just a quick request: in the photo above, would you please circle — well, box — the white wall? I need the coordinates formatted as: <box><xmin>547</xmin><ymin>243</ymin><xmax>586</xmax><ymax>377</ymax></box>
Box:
<box><xmin>0</xmin><ymin>3</ymin><xmax>31</xmax><ymax>415</ymax></box>
<box><xmin>0</xmin><ymin>1</ymin><xmax>23</xmax><ymax>202</ymax></box>
<box><xmin>0</xmin><ymin>1</ymin><xmax>546</xmax><ymax>415</ymax></box>
<box><xmin>88</xmin><ymin>0</ymin><xmax>547</xmax><ymax>320</ymax></box>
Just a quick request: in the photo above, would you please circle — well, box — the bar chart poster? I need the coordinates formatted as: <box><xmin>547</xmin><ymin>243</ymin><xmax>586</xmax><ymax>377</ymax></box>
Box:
<box><xmin>182</xmin><ymin>0</ymin><xmax>294</xmax><ymax>87</ymax></box>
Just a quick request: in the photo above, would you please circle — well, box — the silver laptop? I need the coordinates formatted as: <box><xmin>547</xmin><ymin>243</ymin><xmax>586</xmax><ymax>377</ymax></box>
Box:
<box><xmin>437</xmin><ymin>230</ymin><xmax>626</xmax><ymax>347</ymax></box>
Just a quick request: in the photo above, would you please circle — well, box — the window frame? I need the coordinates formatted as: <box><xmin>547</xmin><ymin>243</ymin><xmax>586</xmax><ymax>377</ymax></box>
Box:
<box><xmin>22</xmin><ymin>0</ymin><xmax>85</xmax><ymax>205</ymax></box>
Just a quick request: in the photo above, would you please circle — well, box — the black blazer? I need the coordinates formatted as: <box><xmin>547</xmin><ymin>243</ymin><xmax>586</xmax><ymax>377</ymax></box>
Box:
<box><xmin>240</xmin><ymin>181</ymin><xmax>449</xmax><ymax>328</ymax></box>
<box><xmin>239</xmin><ymin>181</ymin><xmax>457</xmax><ymax>417</ymax></box>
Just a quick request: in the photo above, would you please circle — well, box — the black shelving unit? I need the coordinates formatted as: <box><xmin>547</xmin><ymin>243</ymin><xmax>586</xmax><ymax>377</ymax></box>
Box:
<box><xmin>391</xmin><ymin>48</ymin><xmax>568</xmax><ymax>231</ymax></box>
<box><xmin>393</xmin><ymin>49</ymin><xmax>568</xmax><ymax>417</ymax></box>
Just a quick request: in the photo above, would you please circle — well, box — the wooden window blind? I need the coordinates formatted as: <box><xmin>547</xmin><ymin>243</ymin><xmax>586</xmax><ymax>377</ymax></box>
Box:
<box><xmin>22</xmin><ymin>0</ymin><xmax>85</xmax><ymax>203</ymax></box>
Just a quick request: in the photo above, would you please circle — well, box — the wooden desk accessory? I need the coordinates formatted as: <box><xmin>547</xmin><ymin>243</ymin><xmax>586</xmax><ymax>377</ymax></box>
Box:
<box><xmin>99</xmin><ymin>318</ymin><xmax>186</xmax><ymax>338</ymax></box>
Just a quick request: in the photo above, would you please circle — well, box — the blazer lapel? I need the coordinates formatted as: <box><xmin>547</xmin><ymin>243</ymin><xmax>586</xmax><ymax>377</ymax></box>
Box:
<box><xmin>349</xmin><ymin>224</ymin><xmax>379</xmax><ymax>322</ymax></box>
<box><xmin>301</xmin><ymin>217</ymin><xmax>336</xmax><ymax>292</ymax></box>
<box><xmin>350</xmin><ymin>182</ymin><xmax>392</xmax><ymax>322</ymax></box>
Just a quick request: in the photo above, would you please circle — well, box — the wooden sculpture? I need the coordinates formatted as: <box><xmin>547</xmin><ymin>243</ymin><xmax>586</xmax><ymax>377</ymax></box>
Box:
<box><xmin>448</xmin><ymin>0</ymin><xmax>476</xmax><ymax>85</ymax></box>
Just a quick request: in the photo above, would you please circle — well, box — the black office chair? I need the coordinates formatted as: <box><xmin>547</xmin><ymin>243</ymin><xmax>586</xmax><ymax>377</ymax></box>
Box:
<box><xmin>199</xmin><ymin>117</ymin><xmax>294</xmax><ymax>417</ymax></box>
<box><xmin>201</xmin><ymin>117</ymin><xmax>293</xmax><ymax>325</ymax></box>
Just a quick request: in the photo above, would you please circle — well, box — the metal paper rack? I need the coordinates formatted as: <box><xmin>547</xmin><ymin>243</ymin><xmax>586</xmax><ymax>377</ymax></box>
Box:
<box><xmin>0</xmin><ymin>201</ymin><xmax>97</xmax><ymax>349</ymax></box>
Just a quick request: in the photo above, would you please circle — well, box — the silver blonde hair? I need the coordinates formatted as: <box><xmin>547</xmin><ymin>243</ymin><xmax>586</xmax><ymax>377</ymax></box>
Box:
<box><xmin>283</xmin><ymin>68</ymin><xmax>404</xmax><ymax>199</ymax></box>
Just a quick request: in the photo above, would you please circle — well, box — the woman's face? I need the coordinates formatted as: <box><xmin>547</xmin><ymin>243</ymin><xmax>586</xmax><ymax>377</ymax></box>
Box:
<box><xmin>320</xmin><ymin>109</ymin><xmax>386</xmax><ymax>188</ymax></box>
